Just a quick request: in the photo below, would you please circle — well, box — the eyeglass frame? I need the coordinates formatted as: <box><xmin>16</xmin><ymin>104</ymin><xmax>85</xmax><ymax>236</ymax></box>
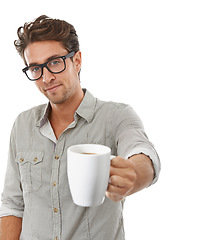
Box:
<box><xmin>22</xmin><ymin>51</ymin><xmax>75</xmax><ymax>81</ymax></box>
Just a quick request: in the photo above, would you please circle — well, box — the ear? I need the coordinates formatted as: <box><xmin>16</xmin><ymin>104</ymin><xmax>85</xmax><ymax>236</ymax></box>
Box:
<box><xmin>73</xmin><ymin>51</ymin><xmax>82</xmax><ymax>74</ymax></box>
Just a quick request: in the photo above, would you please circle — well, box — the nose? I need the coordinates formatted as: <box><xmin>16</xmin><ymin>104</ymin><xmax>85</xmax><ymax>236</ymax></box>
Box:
<box><xmin>42</xmin><ymin>67</ymin><xmax>55</xmax><ymax>83</ymax></box>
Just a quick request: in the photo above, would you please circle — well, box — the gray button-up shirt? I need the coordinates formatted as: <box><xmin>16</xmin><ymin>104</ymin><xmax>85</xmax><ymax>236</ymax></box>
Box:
<box><xmin>0</xmin><ymin>89</ymin><xmax>160</xmax><ymax>240</ymax></box>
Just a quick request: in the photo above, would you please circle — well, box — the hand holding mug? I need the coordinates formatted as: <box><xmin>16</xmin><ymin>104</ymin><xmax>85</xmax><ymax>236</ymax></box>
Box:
<box><xmin>106</xmin><ymin>156</ymin><xmax>137</xmax><ymax>202</ymax></box>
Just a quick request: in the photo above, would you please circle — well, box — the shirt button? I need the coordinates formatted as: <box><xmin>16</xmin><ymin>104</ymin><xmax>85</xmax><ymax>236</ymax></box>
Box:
<box><xmin>34</xmin><ymin>157</ymin><xmax>38</xmax><ymax>162</ymax></box>
<box><xmin>20</xmin><ymin>158</ymin><xmax>24</xmax><ymax>163</ymax></box>
<box><xmin>54</xmin><ymin>208</ymin><xmax>58</xmax><ymax>213</ymax></box>
<box><xmin>55</xmin><ymin>237</ymin><xmax>58</xmax><ymax>240</ymax></box>
<box><xmin>53</xmin><ymin>181</ymin><xmax>57</xmax><ymax>186</ymax></box>
<box><xmin>55</xmin><ymin>156</ymin><xmax>59</xmax><ymax>160</ymax></box>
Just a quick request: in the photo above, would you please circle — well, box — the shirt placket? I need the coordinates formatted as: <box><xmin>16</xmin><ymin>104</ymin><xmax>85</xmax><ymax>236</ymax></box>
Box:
<box><xmin>51</xmin><ymin>135</ymin><xmax>65</xmax><ymax>240</ymax></box>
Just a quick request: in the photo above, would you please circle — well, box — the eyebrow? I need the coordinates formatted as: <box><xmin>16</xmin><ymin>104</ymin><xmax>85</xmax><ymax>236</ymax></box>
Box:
<box><xmin>28</xmin><ymin>54</ymin><xmax>62</xmax><ymax>67</ymax></box>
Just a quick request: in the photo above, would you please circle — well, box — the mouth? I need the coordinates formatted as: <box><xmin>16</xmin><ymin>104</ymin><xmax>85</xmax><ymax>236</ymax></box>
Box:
<box><xmin>45</xmin><ymin>84</ymin><xmax>62</xmax><ymax>93</ymax></box>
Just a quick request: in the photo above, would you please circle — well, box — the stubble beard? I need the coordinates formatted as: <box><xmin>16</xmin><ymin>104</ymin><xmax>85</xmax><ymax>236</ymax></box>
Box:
<box><xmin>45</xmin><ymin>84</ymin><xmax>78</xmax><ymax>105</ymax></box>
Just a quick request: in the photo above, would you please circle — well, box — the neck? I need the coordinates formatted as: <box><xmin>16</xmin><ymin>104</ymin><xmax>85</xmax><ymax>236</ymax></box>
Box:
<box><xmin>49</xmin><ymin>88</ymin><xmax>84</xmax><ymax>125</ymax></box>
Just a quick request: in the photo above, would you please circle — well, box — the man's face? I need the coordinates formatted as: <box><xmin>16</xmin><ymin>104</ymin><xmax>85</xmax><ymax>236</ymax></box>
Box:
<box><xmin>24</xmin><ymin>40</ymin><xmax>82</xmax><ymax>105</ymax></box>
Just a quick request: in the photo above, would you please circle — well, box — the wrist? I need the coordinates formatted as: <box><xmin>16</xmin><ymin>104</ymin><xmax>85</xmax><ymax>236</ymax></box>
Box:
<box><xmin>128</xmin><ymin>154</ymin><xmax>154</xmax><ymax>193</ymax></box>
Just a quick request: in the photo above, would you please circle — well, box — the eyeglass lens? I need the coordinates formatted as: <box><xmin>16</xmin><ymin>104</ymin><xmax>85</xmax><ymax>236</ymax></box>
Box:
<box><xmin>26</xmin><ymin>57</ymin><xmax>65</xmax><ymax>80</ymax></box>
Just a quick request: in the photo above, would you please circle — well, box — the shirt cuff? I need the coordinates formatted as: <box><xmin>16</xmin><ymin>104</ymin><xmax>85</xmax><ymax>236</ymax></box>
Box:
<box><xmin>0</xmin><ymin>205</ymin><xmax>23</xmax><ymax>218</ymax></box>
<box><xmin>125</xmin><ymin>146</ymin><xmax>160</xmax><ymax>185</ymax></box>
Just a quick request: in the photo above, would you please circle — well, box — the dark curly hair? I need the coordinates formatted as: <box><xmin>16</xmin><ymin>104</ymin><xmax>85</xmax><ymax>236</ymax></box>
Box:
<box><xmin>14</xmin><ymin>15</ymin><xmax>80</xmax><ymax>64</ymax></box>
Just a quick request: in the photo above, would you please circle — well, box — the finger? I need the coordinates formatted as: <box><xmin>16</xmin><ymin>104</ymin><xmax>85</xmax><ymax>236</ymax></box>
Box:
<box><xmin>106</xmin><ymin>179</ymin><xmax>135</xmax><ymax>202</ymax></box>
<box><xmin>107</xmin><ymin>182</ymin><xmax>127</xmax><ymax>196</ymax></box>
<box><xmin>110</xmin><ymin>175</ymin><xmax>136</xmax><ymax>191</ymax></box>
<box><xmin>105</xmin><ymin>191</ymin><xmax>124</xmax><ymax>202</ymax></box>
<box><xmin>109</xmin><ymin>175</ymin><xmax>127</xmax><ymax>188</ymax></box>
<box><xmin>110</xmin><ymin>167</ymin><xmax>137</xmax><ymax>182</ymax></box>
<box><xmin>111</xmin><ymin>157</ymin><xmax>126</xmax><ymax>168</ymax></box>
<box><xmin>111</xmin><ymin>157</ymin><xmax>134</xmax><ymax>169</ymax></box>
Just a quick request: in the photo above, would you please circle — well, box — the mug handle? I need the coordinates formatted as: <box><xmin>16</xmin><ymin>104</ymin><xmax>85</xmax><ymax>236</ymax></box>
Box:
<box><xmin>108</xmin><ymin>155</ymin><xmax>115</xmax><ymax>184</ymax></box>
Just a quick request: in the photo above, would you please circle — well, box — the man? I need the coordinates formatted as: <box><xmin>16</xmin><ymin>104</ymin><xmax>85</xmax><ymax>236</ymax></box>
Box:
<box><xmin>0</xmin><ymin>15</ymin><xmax>160</xmax><ymax>240</ymax></box>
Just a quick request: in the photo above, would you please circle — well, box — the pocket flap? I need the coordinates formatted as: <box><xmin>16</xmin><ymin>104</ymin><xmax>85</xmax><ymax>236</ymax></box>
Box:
<box><xmin>16</xmin><ymin>151</ymin><xmax>44</xmax><ymax>165</ymax></box>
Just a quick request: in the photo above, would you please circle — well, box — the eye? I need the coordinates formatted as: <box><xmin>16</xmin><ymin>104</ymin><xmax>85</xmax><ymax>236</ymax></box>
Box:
<box><xmin>30</xmin><ymin>66</ymin><xmax>40</xmax><ymax>73</ymax></box>
<box><xmin>49</xmin><ymin>58</ymin><xmax>62</xmax><ymax>66</ymax></box>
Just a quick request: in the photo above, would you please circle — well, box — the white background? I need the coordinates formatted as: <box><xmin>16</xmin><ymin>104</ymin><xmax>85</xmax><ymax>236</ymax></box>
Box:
<box><xmin>0</xmin><ymin>1</ymin><xmax>199</xmax><ymax>239</ymax></box>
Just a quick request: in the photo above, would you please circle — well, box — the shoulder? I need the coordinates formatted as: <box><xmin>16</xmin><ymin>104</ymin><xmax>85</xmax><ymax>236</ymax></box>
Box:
<box><xmin>96</xmin><ymin>98</ymin><xmax>138</xmax><ymax>119</ymax></box>
<box><xmin>95</xmin><ymin>98</ymin><xmax>143</xmax><ymax>130</ymax></box>
<box><xmin>14</xmin><ymin>103</ymin><xmax>48</xmax><ymax>126</ymax></box>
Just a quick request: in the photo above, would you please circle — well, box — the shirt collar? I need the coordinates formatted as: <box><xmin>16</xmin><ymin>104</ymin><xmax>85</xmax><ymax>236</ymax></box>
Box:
<box><xmin>36</xmin><ymin>89</ymin><xmax>96</xmax><ymax>127</ymax></box>
<box><xmin>76</xmin><ymin>89</ymin><xmax>96</xmax><ymax>123</ymax></box>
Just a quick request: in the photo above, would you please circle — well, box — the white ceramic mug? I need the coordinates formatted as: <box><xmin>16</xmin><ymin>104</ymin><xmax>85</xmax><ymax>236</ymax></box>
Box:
<box><xmin>67</xmin><ymin>144</ymin><xmax>113</xmax><ymax>207</ymax></box>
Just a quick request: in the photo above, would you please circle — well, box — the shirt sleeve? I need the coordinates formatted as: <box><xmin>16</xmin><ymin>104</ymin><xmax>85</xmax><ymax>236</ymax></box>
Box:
<box><xmin>0</xmin><ymin>122</ymin><xmax>24</xmax><ymax>218</ymax></box>
<box><xmin>111</xmin><ymin>104</ymin><xmax>160</xmax><ymax>184</ymax></box>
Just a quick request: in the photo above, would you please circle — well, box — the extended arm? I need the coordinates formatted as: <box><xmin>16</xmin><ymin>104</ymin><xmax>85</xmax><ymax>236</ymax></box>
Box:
<box><xmin>107</xmin><ymin>104</ymin><xmax>160</xmax><ymax>202</ymax></box>
<box><xmin>0</xmin><ymin>216</ymin><xmax>22</xmax><ymax>240</ymax></box>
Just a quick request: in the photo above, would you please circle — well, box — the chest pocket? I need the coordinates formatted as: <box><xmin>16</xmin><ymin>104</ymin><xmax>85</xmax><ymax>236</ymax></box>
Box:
<box><xmin>16</xmin><ymin>151</ymin><xmax>44</xmax><ymax>192</ymax></box>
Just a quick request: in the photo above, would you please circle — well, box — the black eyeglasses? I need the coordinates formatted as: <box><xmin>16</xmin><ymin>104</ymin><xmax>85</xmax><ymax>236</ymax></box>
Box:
<box><xmin>22</xmin><ymin>51</ymin><xmax>75</xmax><ymax>81</ymax></box>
